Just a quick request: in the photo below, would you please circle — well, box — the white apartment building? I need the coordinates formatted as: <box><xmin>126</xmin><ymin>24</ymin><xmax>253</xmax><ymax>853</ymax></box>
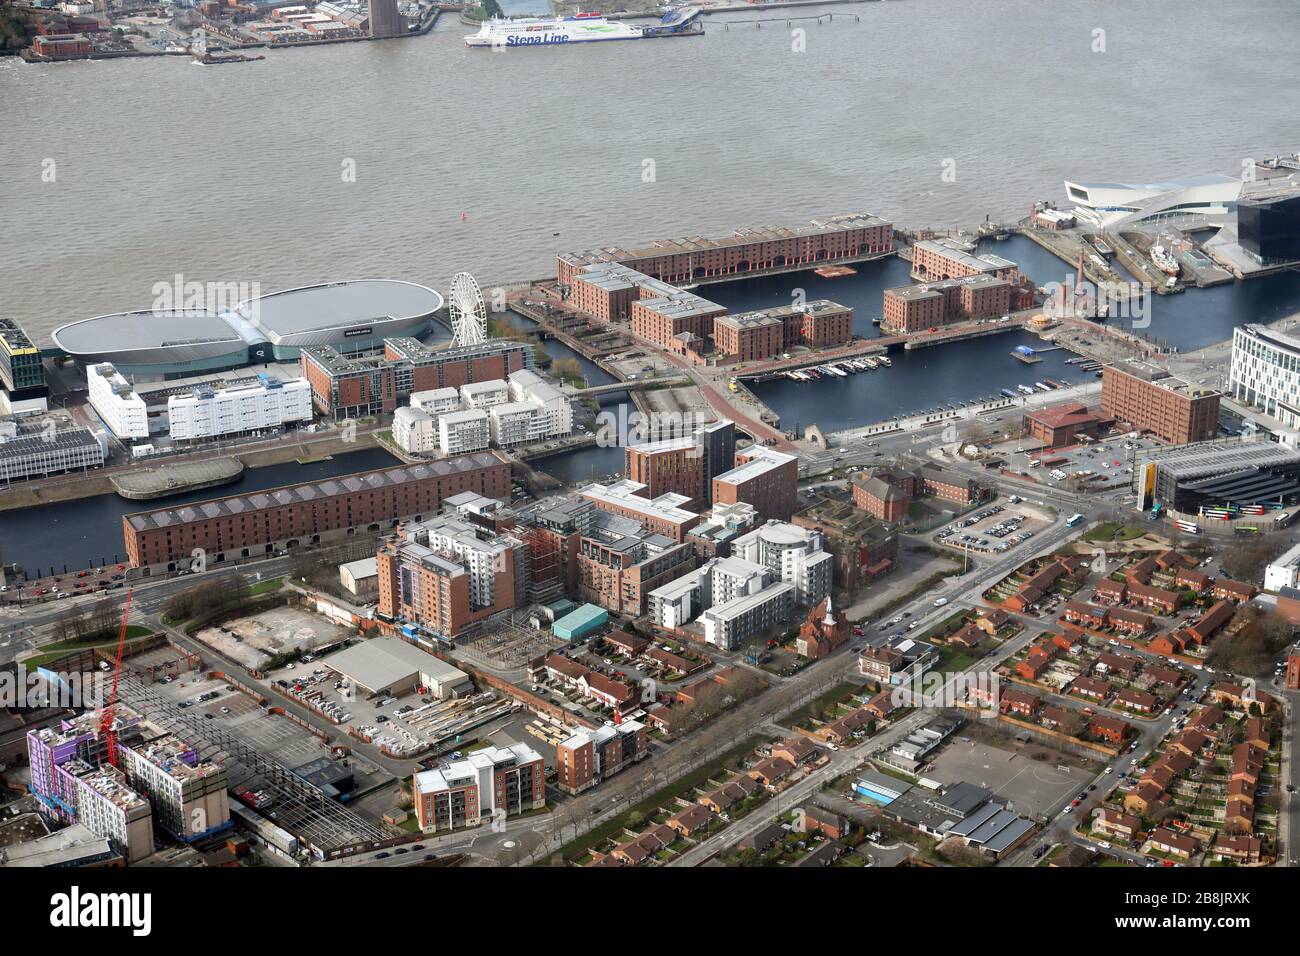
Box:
<box><xmin>167</xmin><ymin>376</ymin><xmax>312</xmax><ymax>442</ymax></box>
<box><xmin>488</xmin><ymin>401</ymin><xmax>541</xmax><ymax>448</ymax></box>
<box><xmin>438</xmin><ymin>408</ymin><xmax>490</xmax><ymax>455</ymax></box>
<box><xmin>392</xmin><ymin>405</ymin><xmax>438</xmax><ymax>455</ymax></box>
<box><xmin>87</xmin><ymin>362</ymin><xmax>148</xmax><ymax>440</ymax></box>
<box><xmin>508</xmin><ymin>368</ymin><xmax>573</xmax><ymax>438</ymax></box>
<box><xmin>699</xmin><ymin>581</ymin><xmax>795</xmax><ymax>651</ymax></box>
<box><xmin>733</xmin><ymin>520</ymin><xmax>833</xmax><ymax>607</ymax></box>
<box><xmin>1230</xmin><ymin>324</ymin><xmax>1300</xmax><ymax>429</ymax></box>
<box><xmin>410</xmin><ymin>387</ymin><xmax>461</xmax><ymax>416</ymax></box>
<box><xmin>405</xmin><ymin>515</ymin><xmax>518</xmax><ymax>611</ymax></box>
<box><xmin>460</xmin><ymin>380</ymin><xmax>510</xmax><ymax>409</ymax></box>
<box><xmin>648</xmin><ymin>554</ymin><xmax>772</xmax><ymax>630</ymax></box>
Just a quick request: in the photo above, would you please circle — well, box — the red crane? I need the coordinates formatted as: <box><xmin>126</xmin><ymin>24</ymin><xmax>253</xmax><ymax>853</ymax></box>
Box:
<box><xmin>98</xmin><ymin>589</ymin><xmax>133</xmax><ymax>768</ymax></box>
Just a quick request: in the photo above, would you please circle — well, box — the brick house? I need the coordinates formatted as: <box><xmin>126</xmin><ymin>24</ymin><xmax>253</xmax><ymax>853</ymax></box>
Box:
<box><xmin>1070</xmin><ymin>676</ymin><xmax>1111</xmax><ymax>701</ymax></box>
<box><xmin>1212</xmin><ymin>577</ymin><xmax>1257</xmax><ymax>602</ymax></box>
<box><xmin>667</xmin><ymin>803</ymin><xmax>713</xmax><ymax>838</ymax></box>
<box><xmin>1092</xmin><ymin>579</ymin><xmax>1127</xmax><ymax>604</ymax></box>
<box><xmin>1187</xmin><ymin>601</ymin><xmax>1234</xmax><ymax>644</ymax></box>
<box><xmin>1115</xmin><ymin>688</ymin><xmax>1158</xmax><ymax>714</ymax></box>
<box><xmin>1061</xmin><ymin>600</ymin><xmax>1108</xmax><ymax>628</ymax></box>
<box><xmin>1108</xmin><ymin>607</ymin><xmax>1154</xmax><ymax>635</ymax></box>
<box><xmin>748</xmin><ymin>756</ymin><xmax>796</xmax><ymax>788</ymax></box>
<box><xmin>1016</xmin><ymin>648</ymin><xmax>1054</xmax><ymax>681</ymax></box>
<box><xmin>772</xmin><ymin>737</ymin><xmax>821</xmax><ymax>767</ymax></box>
<box><xmin>1095</xmin><ymin>651</ymin><xmax>1141</xmax><ymax>677</ymax></box>
<box><xmin>1126</xmin><ymin>582</ymin><xmax>1184</xmax><ymax>614</ymax></box>
<box><xmin>1094</xmin><ymin>808</ymin><xmax>1140</xmax><ymax>841</ymax></box>
<box><xmin>1088</xmin><ymin>716</ymin><xmax>1130</xmax><ymax>745</ymax></box>
<box><xmin>999</xmin><ymin>688</ymin><xmax>1042</xmax><ymax>718</ymax></box>
<box><xmin>1148</xmin><ymin>827</ymin><xmax>1198</xmax><ymax>860</ymax></box>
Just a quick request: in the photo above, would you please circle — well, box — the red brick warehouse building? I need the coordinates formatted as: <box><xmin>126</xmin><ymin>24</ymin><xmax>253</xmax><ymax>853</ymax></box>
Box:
<box><xmin>300</xmin><ymin>338</ymin><xmax>531</xmax><ymax>420</ymax></box>
<box><xmin>122</xmin><ymin>452</ymin><xmax>511</xmax><ymax>571</ymax></box>
<box><xmin>1101</xmin><ymin>362</ymin><xmax>1220</xmax><ymax>445</ymax></box>
<box><xmin>1022</xmin><ymin>401</ymin><xmax>1115</xmax><ymax>447</ymax></box>
<box><xmin>556</xmin><ymin>213</ymin><xmax>894</xmax><ymax>287</ymax></box>
<box><xmin>881</xmin><ymin>275</ymin><xmax>1011</xmax><ymax>334</ymax></box>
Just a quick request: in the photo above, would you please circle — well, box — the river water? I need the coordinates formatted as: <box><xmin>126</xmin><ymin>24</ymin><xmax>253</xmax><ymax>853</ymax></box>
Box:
<box><xmin>3</xmin><ymin>0</ymin><xmax>1298</xmax><ymax>346</ymax></box>
<box><xmin>0</xmin><ymin>448</ymin><xmax>400</xmax><ymax>578</ymax></box>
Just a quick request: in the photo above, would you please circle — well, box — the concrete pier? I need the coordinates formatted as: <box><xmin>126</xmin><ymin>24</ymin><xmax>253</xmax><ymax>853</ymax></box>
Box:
<box><xmin>110</xmin><ymin>458</ymin><xmax>245</xmax><ymax>501</ymax></box>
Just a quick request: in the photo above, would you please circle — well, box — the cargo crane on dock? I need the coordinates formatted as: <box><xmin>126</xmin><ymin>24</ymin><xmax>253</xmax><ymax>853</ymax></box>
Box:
<box><xmin>97</xmin><ymin>589</ymin><xmax>134</xmax><ymax>768</ymax></box>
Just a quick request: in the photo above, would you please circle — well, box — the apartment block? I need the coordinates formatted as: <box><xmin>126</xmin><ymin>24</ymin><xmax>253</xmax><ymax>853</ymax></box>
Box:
<box><xmin>714</xmin><ymin>312</ymin><xmax>784</xmax><ymax>362</ymax></box>
<box><xmin>700</xmin><ymin>581</ymin><xmax>795</xmax><ymax>650</ymax></box>
<box><xmin>732</xmin><ymin>519</ymin><xmax>833</xmax><ymax>608</ymax></box>
<box><xmin>881</xmin><ymin>275</ymin><xmax>1011</xmax><ymax>333</ymax></box>
<box><xmin>712</xmin><ymin>445</ymin><xmax>799</xmax><ymax>522</ymax></box>
<box><xmin>557</xmin><ymin>214</ymin><xmax>894</xmax><ymax>287</ymax></box>
<box><xmin>555</xmin><ymin>721</ymin><xmax>648</xmax><ymax>795</ymax></box>
<box><xmin>624</xmin><ymin>419</ymin><xmax>736</xmax><ymax>509</ymax></box>
<box><xmin>1101</xmin><ymin>362</ymin><xmax>1220</xmax><ymax>445</ymax></box>
<box><xmin>579</xmin><ymin>479</ymin><xmax>704</xmax><ymax>543</ymax></box>
<box><xmin>575</xmin><ymin>510</ymin><xmax>696</xmax><ymax>616</ymax></box>
<box><xmin>412</xmin><ymin>742</ymin><xmax>545</xmax><ymax>833</ymax></box>
<box><xmin>438</xmin><ymin>408</ymin><xmax>491</xmax><ymax>455</ymax></box>
<box><xmin>88</xmin><ymin>362</ymin><xmax>149</xmax><ymax>439</ymax></box>
<box><xmin>300</xmin><ymin>339</ymin><xmax>532</xmax><ymax>420</ymax></box>
<box><xmin>167</xmin><ymin>376</ymin><xmax>312</xmax><ymax>442</ymax></box>
<box><xmin>123</xmin><ymin>452</ymin><xmax>511</xmax><ymax>569</ymax></box>
<box><xmin>392</xmin><ymin>405</ymin><xmax>438</xmax><ymax>455</ymax></box>
<box><xmin>377</xmin><ymin>514</ymin><xmax>521</xmax><ymax>638</ymax></box>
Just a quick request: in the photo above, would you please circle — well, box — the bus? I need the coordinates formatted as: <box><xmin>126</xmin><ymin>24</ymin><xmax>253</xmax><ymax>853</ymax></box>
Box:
<box><xmin>1066</xmin><ymin>513</ymin><xmax>1085</xmax><ymax>528</ymax></box>
<box><xmin>1175</xmin><ymin>518</ymin><xmax>1200</xmax><ymax>535</ymax></box>
<box><xmin>1239</xmin><ymin>504</ymin><xmax>1266</xmax><ymax>516</ymax></box>
<box><xmin>1234</xmin><ymin>524</ymin><xmax>1260</xmax><ymax>535</ymax></box>
<box><xmin>1200</xmin><ymin>507</ymin><xmax>1233</xmax><ymax>521</ymax></box>
<box><xmin>1149</xmin><ymin>502</ymin><xmax>1164</xmax><ymax>521</ymax></box>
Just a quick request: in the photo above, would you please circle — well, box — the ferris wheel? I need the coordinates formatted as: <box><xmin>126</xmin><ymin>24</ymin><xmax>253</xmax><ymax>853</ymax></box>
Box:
<box><xmin>448</xmin><ymin>272</ymin><xmax>487</xmax><ymax>348</ymax></box>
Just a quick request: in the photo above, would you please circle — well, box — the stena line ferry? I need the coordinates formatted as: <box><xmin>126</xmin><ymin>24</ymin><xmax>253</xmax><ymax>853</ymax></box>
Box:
<box><xmin>465</xmin><ymin>9</ymin><xmax>703</xmax><ymax>48</ymax></box>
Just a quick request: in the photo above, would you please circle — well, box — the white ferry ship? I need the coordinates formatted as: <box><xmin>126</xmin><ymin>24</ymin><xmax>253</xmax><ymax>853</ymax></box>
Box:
<box><xmin>466</xmin><ymin>9</ymin><xmax>701</xmax><ymax>48</ymax></box>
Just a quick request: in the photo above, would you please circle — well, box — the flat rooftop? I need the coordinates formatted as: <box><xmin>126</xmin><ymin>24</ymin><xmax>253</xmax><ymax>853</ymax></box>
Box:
<box><xmin>324</xmin><ymin>634</ymin><xmax>468</xmax><ymax>692</ymax></box>
<box><xmin>53</xmin><ymin>310</ymin><xmax>245</xmax><ymax>355</ymax></box>
<box><xmin>238</xmin><ymin>280</ymin><xmax>443</xmax><ymax>338</ymax></box>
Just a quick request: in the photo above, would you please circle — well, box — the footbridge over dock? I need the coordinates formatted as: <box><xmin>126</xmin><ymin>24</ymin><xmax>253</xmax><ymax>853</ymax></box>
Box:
<box><xmin>567</xmin><ymin>377</ymin><xmax>688</xmax><ymax>397</ymax></box>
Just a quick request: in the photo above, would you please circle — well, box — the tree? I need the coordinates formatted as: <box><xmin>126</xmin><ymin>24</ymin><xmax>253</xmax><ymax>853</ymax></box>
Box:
<box><xmin>1218</xmin><ymin>539</ymin><xmax>1286</xmax><ymax>585</ymax></box>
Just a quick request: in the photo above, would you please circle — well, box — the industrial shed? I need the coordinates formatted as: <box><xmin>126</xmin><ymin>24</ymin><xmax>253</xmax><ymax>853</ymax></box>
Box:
<box><xmin>322</xmin><ymin>635</ymin><xmax>471</xmax><ymax>700</ymax></box>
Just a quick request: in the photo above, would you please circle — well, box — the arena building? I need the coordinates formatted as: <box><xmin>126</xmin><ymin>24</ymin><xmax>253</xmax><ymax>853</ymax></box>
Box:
<box><xmin>52</xmin><ymin>280</ymin><xmax>443</xmax><ymax>380</ymax></box>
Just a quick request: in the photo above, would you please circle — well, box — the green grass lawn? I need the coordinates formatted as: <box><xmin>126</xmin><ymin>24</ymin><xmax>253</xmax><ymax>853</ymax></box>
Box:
<box><xmin>249</xmin><ymin>577</ymin><xmax>284</xmax><ymax>596</ymax></box>
<box><xmin>781</xmin><ymin>681</ymin><xmax>859</xmax><ymax>728</ymax></box>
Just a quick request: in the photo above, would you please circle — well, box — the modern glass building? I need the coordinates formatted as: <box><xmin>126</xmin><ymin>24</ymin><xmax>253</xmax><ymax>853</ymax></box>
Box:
<box><xmin>1238</xmin><ymin>193</ymin><xmax>1300</xmax><ymax>265</ymax></box>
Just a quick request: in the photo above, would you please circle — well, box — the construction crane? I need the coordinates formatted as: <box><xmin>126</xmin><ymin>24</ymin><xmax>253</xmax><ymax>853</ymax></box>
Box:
<box><xmin>98</xmin><ymin>589</ymin><xmax>133</xmax><ymax>768</ymax></box>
